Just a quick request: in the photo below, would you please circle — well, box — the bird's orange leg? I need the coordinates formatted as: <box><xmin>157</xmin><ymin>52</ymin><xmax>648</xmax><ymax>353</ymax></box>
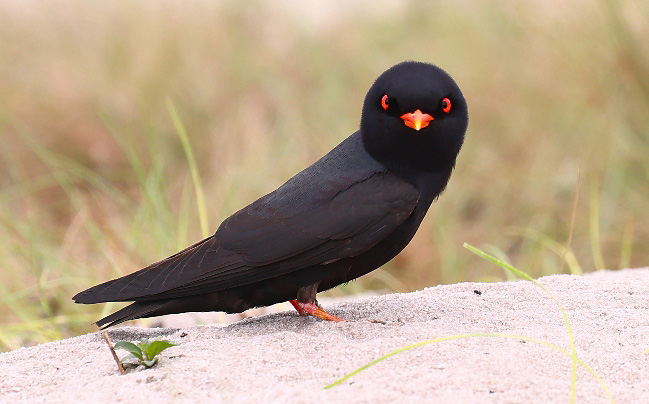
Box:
<box><xmin>289</xmin><ymin>299</ymin><xmax>305</xmax><ymax>315</ymax></box>
<box><xmin>289</xmin><ymin>299</ymin><xmax>344</xmax><ymax>322</ymax></box>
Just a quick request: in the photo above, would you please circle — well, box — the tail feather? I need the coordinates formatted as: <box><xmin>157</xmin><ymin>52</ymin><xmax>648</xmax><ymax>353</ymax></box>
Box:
<box><xmin>73</xmin><ymin>235</ymin><xmax>218</xmax><ymax>304</ymax></box>
<box><xmin>96</xmin><ymin>301</ymin><xmax>164</xmax><ymax>329</ymax></box>
<box><xmin>95</xmin><ymin>293</ymin><xmax>212</xmax><ymax>328</ymax></box>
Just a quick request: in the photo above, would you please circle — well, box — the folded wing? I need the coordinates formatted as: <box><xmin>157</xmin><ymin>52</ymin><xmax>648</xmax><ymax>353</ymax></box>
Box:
<box><xmin>73</xmin><ymin>171</ymin><xmax>419</xmax><ymax>303</ymax></box>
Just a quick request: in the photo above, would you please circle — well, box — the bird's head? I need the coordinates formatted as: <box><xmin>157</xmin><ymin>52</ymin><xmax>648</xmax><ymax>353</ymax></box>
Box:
<box><xmin>361</xmin><ymin>61</ymin><xmax>468</xmax><ymax>173</ymax></box>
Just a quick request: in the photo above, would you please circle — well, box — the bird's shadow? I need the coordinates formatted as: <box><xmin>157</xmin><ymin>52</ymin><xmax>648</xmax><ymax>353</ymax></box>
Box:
<box><xmin>98</xmin><ymin>305</ymin><xmax>375</xmax><ymax>341</ymax></box>
<box><xmin>103</xmin><ymin>326</ymin><xmax>179</xmax><ymax>342</ymax></box>
<box><xmin>222</xmin><ymin>306</ymin><xmax>373</xmax><ymax>337</ymax></box>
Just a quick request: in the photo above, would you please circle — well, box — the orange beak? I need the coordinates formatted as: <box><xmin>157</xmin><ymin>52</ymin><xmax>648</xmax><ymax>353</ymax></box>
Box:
<box><xmin>400</xmin><ymin>109</ymin><xmax>433</xmax><ymax>131</ymax></box>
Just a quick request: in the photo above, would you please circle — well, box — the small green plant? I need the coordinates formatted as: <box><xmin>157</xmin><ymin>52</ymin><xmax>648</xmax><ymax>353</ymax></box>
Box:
<box><xmin>114</xmin><ymin>338</ymin><xmax>178</xmax><ymax>368</ymax></box>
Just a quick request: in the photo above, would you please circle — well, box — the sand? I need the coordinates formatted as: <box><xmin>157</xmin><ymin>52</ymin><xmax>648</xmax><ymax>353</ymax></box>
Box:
<box><xmin>1</xmin><ymin>268</ymin><xmax>648</xmax><ymax>403</ymax></box>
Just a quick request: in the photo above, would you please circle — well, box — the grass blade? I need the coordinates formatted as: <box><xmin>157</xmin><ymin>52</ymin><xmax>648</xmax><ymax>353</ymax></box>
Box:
<box><xmin>325</xmin><ymin>332</ymin><xmax>614</xmax><ymax>404</ymax></box>
<box><xmin>589</xmin><ymin>180</ymin><xmax>605</xmax><ymax>271</ymax></box>
<box><xmin>464</xmin><ymin>243</ymin><xmax>578</xmax><ymax>403</ymax></box>
<box><xmin>327</xmin><ymin>245</ymin><xmax>615</xmax><ymax>404</ymax></box>
<box><xmin>166</xmin><ymin>99</ymin><xmax>210</xmax><ymax>238</ymax></box>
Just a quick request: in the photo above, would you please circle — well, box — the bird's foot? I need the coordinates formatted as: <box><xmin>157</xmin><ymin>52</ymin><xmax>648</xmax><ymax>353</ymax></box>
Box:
<box><xmin>289</xmin><ymin>299</ymin><xmax>344</xmax><ymax>322</ymax></box>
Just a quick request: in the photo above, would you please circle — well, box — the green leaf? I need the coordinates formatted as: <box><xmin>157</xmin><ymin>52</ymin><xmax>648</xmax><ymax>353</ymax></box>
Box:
<box><xmin>120</xmin><ymin>354</ymin><xmax>139</xmax><ymax>363</ymax></box>
<box><xmin>143</xmin><ymin>340</ymin><xmax>178</xmax><ymax>361</ymax></box>
<box><xmin>114</xmin><ymin>341</ymin><xmax>143</xmax><ymax>361</ymax></box>
<box><xmin>136</xmin><ymin>338</ymin><xmax>150</xmax><ymax>353</ymax></box>
<box><xmin>141</xmin><ymin>358</ymin><xmax>158</xmax><ymax>368</ymax></box>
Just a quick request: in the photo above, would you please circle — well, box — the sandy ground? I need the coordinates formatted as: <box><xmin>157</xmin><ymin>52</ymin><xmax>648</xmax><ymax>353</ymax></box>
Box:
<box><xmin>1</xmin><ymin>268</ymin><xmax>648</xmax><ymax>403</ymax></box>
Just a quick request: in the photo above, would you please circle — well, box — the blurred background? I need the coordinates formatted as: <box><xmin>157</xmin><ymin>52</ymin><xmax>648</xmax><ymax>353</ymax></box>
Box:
<box><xmin>0</xmin><ymin>0</ymin><xmax>647</xmax><ymax>350</ymax></box>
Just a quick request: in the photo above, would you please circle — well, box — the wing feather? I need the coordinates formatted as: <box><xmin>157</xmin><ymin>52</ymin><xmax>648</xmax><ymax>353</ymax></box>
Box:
<box><xmin>73</xmin><ymin>171</ymin><xmax>419</xmax><ymax>303</ymax></box>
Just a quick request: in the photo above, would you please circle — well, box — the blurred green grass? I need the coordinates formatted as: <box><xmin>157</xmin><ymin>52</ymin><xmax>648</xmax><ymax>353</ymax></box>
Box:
<box><xmin>0</xmin><ymin>0</ymin><xmax>647</xmax><ymax>350</ymax></box>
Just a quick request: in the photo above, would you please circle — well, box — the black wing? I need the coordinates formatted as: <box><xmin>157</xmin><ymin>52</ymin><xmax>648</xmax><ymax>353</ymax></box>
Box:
<box><xmin>73</xmin><ymin>171</ymin><xmax>419</xmax><ymax>303</ymax></box>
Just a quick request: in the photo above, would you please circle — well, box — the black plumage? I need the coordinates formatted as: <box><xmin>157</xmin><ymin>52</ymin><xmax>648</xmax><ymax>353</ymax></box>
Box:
<box><xmin>73</xmin><ymin>61</ymin><xmax>468</xmax><ymax>327</ymax></box>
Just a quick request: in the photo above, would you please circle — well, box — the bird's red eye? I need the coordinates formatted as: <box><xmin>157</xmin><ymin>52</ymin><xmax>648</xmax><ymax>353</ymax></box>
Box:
<box><xmin>441</xmin><ymin>97</ymin><xmax>451</xmax><ymax>114</ymax></box>
<box><xmin>381</xmin><ymin>94</ymin><xmax>389</xmax><ymax>110</ymax></box>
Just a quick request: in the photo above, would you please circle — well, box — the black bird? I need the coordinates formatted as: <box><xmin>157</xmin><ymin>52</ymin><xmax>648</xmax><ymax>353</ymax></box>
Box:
<box><xmin>73</xmin><ymin>61</ymin><xmax>468</xmax><ymax>328</ymax></box>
